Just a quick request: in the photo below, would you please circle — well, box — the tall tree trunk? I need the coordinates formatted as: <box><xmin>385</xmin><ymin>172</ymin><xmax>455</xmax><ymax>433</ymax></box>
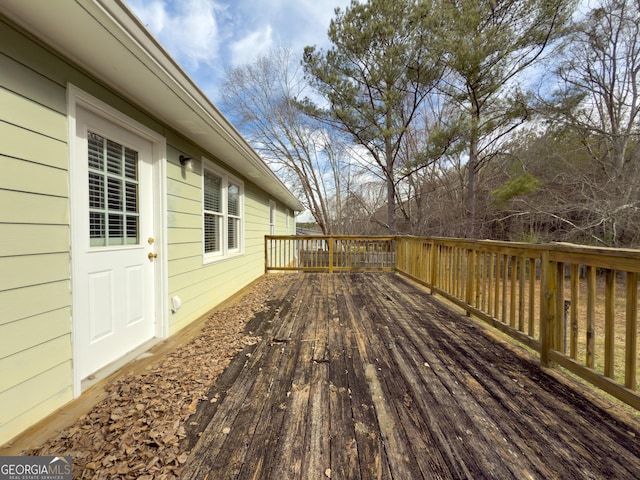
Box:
<box><xmin>466</xmin><ymin>123</ymin><xmax>479</xmax><ymax>238</ymax></box>
<box><xmin>387</xmin><ymin>175</ymin><xmax>397</xmax><ymax>234</ymax></box>
<box><xmin>386</xmin><ymin>137</ymin><xmax>397</xmax><ymax>234</ymax></box>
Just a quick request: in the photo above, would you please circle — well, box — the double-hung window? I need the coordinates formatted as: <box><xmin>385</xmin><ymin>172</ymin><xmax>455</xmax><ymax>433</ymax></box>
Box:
<box><xmin>203</xmin><ymin>162</ymin><xmax>243</xmax><ymax>262</ymax></box>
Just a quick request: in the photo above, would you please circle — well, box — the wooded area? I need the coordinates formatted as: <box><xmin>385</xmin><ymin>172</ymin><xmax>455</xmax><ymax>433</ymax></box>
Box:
<box><xmin>220</xmin><ymin>0</ymin><xmax>639</xmax><ymax>247</ymax></box>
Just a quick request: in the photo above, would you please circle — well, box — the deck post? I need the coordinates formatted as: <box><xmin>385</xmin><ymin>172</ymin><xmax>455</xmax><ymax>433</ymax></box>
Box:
<box><xmin>329</xmin><ymin>237</ymin><xmax>334</xmax><ymax>273</ymax></box>
<box><xmin>465</xmin><ymin>247</ymin><xmax>476</xmax><ymax>316</ymax></box>
<box><xmin>429</xmin><ymin>240</ymin><xmax>437</xmax><ymax>293</ymax></box>
<box><xmin>540</xmin><ymin>250</ymin><xmax>553</xmax><ymax>367</ymax></box>
<box><xmin>554</xmin><ymin>262</ymin><xmax>565</xmax><ymax>357</ymax></box>
<box><xmin>625</xmin><ymin>272</ymin><xmax>638</xmax><ymax>390</ymax></box>
<box><xmin>265</xmin><ymin>236</ymin><xmax>269</xmax><ymax>273</ymax></box>
<box><xmin>586</xmin><ymin>265</ymin><xmax>596</xmax><ymax>368</ymax></box>
<box><xmin>604</xmin><ymin>269</ymin><xmax>616</xmax><ymax>378</ymax></box>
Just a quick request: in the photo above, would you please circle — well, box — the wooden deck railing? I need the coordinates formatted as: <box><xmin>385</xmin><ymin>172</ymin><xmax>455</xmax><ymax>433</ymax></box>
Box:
<box><xmin>266</xmin><ymin>235</ymin><xmax>640</xmax><ymax>411</ymax></box>
<box><xmin>265</xmin><ymin>235</ymin><xmax>395</xmax><ymax>272</ymax></box>
<box><xmin>397</xmin><ymin>236</ymin><xmax>640</xmax><ymax>411</ymax></box>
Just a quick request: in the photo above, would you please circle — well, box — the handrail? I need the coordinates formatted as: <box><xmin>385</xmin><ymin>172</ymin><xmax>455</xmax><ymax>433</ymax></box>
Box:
<box><xmin>266</xmin><ymin>234</ymin><xmax>640</xmax><ymax>411</ymax></box>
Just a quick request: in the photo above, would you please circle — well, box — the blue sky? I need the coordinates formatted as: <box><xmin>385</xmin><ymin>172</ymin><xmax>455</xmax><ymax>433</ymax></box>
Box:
<box><xmin>125</xmin><ymin>0</ymin><xmax>351</xmax><ymax>102</ymax></box>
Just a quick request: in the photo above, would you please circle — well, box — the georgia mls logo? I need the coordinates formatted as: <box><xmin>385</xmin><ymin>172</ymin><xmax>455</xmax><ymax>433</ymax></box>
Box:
<box><xmin>0</xmin><ymin>456</ymin><xmax>72</xmax><ymax>480</ymax></box>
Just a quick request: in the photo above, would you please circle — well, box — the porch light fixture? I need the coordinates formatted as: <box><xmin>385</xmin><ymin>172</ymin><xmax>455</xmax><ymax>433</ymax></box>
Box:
<box><xmin>179</xmin><ymin>155</ymin><xmax>194</xmax><ymax>171</ymax></box>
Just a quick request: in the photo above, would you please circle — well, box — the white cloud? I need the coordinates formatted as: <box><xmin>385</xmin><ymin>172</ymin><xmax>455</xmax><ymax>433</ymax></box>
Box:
<box><xmin>225</xmin><ymin>0</ymin><xmax>351</xmax><ymax>67</ymax></box>
<box><xmin>229</xmin><ymin>25</ymin><xmax>274</xmax><ymax>66</ymax></box>
<box><xmin>128</xmin><ymin>0</ymin><xmax>220</xmax><ymax>69</ymax></box>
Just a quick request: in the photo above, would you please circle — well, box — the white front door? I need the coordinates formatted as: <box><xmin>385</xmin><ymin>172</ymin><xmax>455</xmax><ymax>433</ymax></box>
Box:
<box><xmin>73</xmin><ymin>106</ymin><xmax>157</xmax><ymax>380</ymax></box>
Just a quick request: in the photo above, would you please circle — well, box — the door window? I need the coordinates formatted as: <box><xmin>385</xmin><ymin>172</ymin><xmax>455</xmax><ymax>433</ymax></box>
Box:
<box><xmin>88</xmin><ymin>131</ymin><xmax>139</xmax><ymax>246</ymax></box>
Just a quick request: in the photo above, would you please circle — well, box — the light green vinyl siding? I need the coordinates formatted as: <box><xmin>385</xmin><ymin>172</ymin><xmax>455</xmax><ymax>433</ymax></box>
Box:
<box><xmin>0</xmin><ymin>336</ymin><xmax>72</xmax><ymax>392</ymax></box>
<box><xmin>0</xmin><ymin>308</ymin><xmax>71</xmax><ymax>359</ymax></box>
<box><xmin>0</xmin><ymin>156</ymin><xmax>68</xmax><ymax>197</ymax></box>
<box><xmin>0</xmin><ymin>364</ymin><xmax>73</xmax><ymax>444</ymax></box>
<box><xmin>0</xmin><ymin>17</ymin><xmax>73</xmax><ymax>446</ymax></box>
<box><xmin>0</xmin><ymin>88</ymin><xmax>67</xmax><ymax>141</ymax></box>
<box><xmin>0</xmin><ymin>121</ymin><xmax>68</xmax><ymax>169</ymax></box>
<box><xmin>0</xmin><ymin>282</ymin><xmax>71</xmax><ymax>327</ymax></box>
<box><xmin>0</xmin><ymin>254</ymin><xmax>70</xmax><ymax>291</ymax></box>
<box><xmin>0</xmin><ymin>224</ymin><xmax>69</xmax><ymax>257</ymax></box>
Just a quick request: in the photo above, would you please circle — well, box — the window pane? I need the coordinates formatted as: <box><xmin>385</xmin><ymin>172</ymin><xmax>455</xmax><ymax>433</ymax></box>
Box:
<box><xmin>88</xmin><ymin>132</ymin><xmax>104</xmax><ymax>170</ymax></box>
<box><xmin>124</xmin><ymin>147</ymin><xmax>137</xmax><ymax>179</ymax></box>
<box><xmin>90</xmin><ymin>212</ymin><xmax>105</xmax><ymax>246</ymax></box>
<box><xmin>89</xmin><ymin>173</ymin><xmax>104</xmax><ymax>209</ymax></box>
<box><xmin>126</xmin><ymin>215</ymin><xmax>138</xmax><ymax>244</ymax></box>
<box><xmin>106</xmin><ymin>139</ymin><xmax>122</xmax><ymax>175</ymax></box>
<box><xmin>204</xmin><ymin>171</ymin><xmax>222</xmax><ymax>213</ymax></box>
<box><xmin>228</xmin><ymin>183</ymin><xmax>239</xmax><ymax>216</ymax></box>
<box><xmin>125</xmin><ymin>182</ymin><xmax>137</xmax><ymax>212</ymax></box>
<box><xmin>108</xmin><ymin>214</ymin><xmax>124</xmax><ymax>244</ymax></box>
<box><xmin>107</xmin><ymin>178</ymin><xmax>122</xmax><ymax>210</ymax></box>
<box><xmin>228</xmin><ymin>217</ymin><xmax>239</xmax><ymax>249</ymax></box>
<box><xmin>204</xmin><ymin>213</ymin><xmax>221</xmax><ymax>253</ymax></box>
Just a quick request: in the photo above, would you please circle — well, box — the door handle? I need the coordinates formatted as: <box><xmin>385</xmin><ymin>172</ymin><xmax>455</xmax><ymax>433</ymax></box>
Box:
<box><xmin>148</xmin><ymin>252</ymin><xmax>158</xmax><ymax>260</ymax></box>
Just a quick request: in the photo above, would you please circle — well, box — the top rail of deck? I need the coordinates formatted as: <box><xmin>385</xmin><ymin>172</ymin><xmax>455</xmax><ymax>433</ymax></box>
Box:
<box><xmin>265</xmin><ymin>235</ymin><xmax>640</xmax><ymax>412</ymax></box>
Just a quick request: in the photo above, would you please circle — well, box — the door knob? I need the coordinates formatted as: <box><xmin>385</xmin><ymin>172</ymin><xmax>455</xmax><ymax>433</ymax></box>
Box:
<box><xmin>148</xmin><ymin>252</ymin><xmax>158</xmax><ymax>260</ymax></box>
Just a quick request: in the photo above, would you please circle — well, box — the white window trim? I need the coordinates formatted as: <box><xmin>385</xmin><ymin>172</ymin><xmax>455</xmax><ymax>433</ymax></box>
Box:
<box><xmin>202</xmin><ymin>158</ymin><xmax>244</xmax><ymax>263</ymax></box>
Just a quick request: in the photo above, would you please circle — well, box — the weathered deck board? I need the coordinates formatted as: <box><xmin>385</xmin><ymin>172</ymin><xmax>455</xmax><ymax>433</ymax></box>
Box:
<box><xmin>181</xmin><ymin>272</ymin><xmax>640</xmax><ymax>480</ymax></box>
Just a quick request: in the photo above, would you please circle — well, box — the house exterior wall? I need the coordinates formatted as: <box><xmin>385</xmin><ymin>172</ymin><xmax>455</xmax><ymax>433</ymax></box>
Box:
<box><xmin>0</xmin><ymin>16</ymin><xmax>74</xmax><ymax>446</ymax></box>
<box><xmin>0</xmin><ymin>15</ymin><xmax>296</xmax><ymax>445</ymax></box>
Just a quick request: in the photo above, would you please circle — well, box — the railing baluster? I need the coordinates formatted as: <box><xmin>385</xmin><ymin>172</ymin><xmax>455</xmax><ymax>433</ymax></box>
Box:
<box><xmin>480</xmin><ymin>251</ymin><xmax>485</xmax><ymax>310</ymax></box>
<box><xmin>555</xmin><ymin>262</ymin><xmax>565</xmax><ymax>355</ymax></box>
<box><xmin>570</xmin><ymin>264</ymin><xmax>580</xmax><ymax>360</ymax></box>
<box><xmin>430</xmin><ymin>241</ymin><xmax>437</xmax><ymax>292</ymax></box>
<box><xmin>466</xmin><ymin>248</ymin><xmax>475</xmax><ymax>310</ymax></box>
<box><xmin>502</xmin><ymin>255</ymin><xmax>508</xmax><ymax>324</ymax></box>
<box><xmin>518</xmin><ymin>256</ymin><xmax>525</xmax><ymax>332</ymax></box>
<box><xmin>528</xmin><ymin>257</ymin><xmax>536</xmax><ymax>338</ymax></box>
<box><xmin>487</xmin><ymin>252</ymin><xmax>494</xmax><ymax>316</ymax></box>
<box><xmin>510</xmin><ymin>255</ymin><xmax>517</xmax><ymax>328</ymax></box>
<box><xmin>495</xmin><ymin>255</ymin><xmax>501</xmax><ymax>321</ymax></box>
<box><xmin>625</xmin><ymin>272</ymin><xmax>638</xmax><ymax>390</ymax></box>
<box><xmin>604</xmin><ymin>269</ymin><xmax>616</xmax><ymax>379</ymax></box>
<box><xmin>540</xmin><ymin>253</ymin><xmax>553</xmax><ymax>366</ymax></box>
<box><xmin>586</xmin><ymin>265</ymin><xmax>596</xmax><ymax>368</ymax></box>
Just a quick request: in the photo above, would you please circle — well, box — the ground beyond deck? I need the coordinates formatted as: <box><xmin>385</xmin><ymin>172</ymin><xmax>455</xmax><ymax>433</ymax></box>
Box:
<box><xmin>181</xmin><ymin>272</ymin><xmax>640</xmax><ymax>479</ymax></box>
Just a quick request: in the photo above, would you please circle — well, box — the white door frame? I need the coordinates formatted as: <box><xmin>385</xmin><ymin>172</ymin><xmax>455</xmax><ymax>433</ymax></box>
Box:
<box><xmin>67</xmin><ymin>84</ymin><xmax>168</xmax><ymax>397</ymax></box>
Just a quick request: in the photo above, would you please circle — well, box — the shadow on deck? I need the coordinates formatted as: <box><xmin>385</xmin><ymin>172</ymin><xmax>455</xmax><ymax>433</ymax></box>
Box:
<box><xmin>181</xmin><ymin>272</ymin><xmax>640</xmax><ymax>479</ymax></box>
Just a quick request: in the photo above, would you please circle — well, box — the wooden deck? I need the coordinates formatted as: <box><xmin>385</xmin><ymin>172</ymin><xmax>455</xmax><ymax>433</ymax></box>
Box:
<box><xmin>181</xmin><ymin>272</ymin><xmax>640</xmax><ymax>480</ymax></box>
